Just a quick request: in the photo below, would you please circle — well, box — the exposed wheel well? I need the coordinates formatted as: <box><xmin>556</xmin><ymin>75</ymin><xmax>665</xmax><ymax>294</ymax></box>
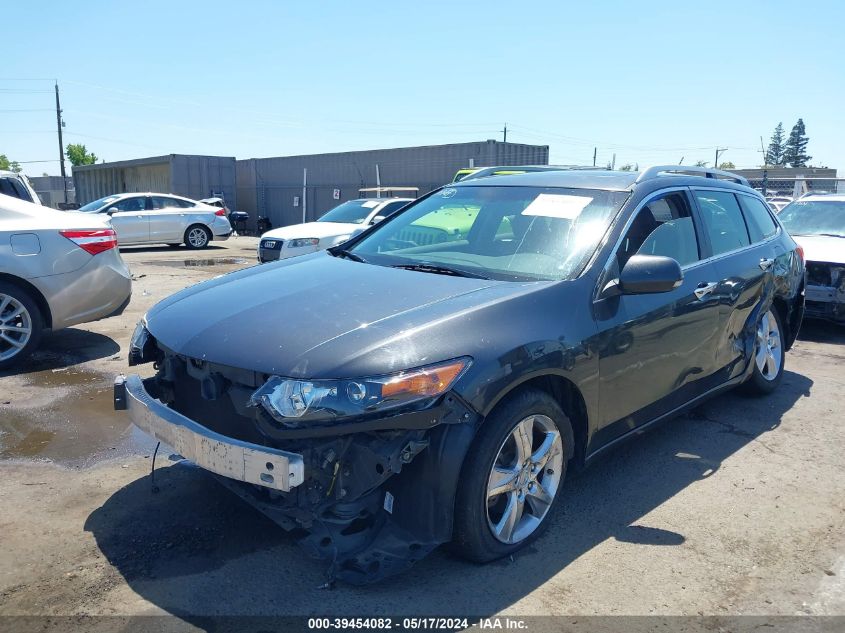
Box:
<box><xmin>492</xmin><ymin>375</ymin><xmax>589</xmax><ymax>470</ymax></box>
<box><xmin>0</xmin><ymin>274</ymin><xmax>52</xmax><ymax>329</ymax></box>
<box><xmin>772</xmin><ymin>294</ymin><xmax>798</xmax><ymax>350</ymax></box>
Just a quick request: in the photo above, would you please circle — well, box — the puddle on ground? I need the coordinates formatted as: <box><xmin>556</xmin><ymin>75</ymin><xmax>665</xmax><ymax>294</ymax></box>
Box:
<box><xmin>142</xmin><ymin>257</ymin><xmax>250</xmax><ymax>269</ymax></box>
<box><xmin>0</xmin><ymin>366</ymin><xmax>157</xmax><ymax>467</ymax></box>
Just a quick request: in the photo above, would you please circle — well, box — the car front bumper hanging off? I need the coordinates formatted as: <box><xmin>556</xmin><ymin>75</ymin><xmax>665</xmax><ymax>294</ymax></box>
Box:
<box><xmin>114</xmin><ymin>374</ymin><xmax>305</xmax><ymax>492</ymax></box>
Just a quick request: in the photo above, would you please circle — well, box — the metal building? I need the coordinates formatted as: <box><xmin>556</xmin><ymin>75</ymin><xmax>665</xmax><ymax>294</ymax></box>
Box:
<box><xmin>236</xmin><ymin>140</ymin><xmax>548</xmax><ymax>229</ymax></box>
<box><xmin>73</xmin><ymin>154</ymin><xmax>237</xmax><ymax>209</ymax></box>
<box><xmin>28</xmin><ymin>176</ymin><xmax>75</xmax><ymax>209</ymax></box>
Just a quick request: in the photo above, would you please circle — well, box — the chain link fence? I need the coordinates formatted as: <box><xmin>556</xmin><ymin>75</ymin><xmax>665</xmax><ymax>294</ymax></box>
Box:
<box><xmin>745</xmin><ymin>176</ymin><xmax>845</xmax><ymax>199</ymax></box>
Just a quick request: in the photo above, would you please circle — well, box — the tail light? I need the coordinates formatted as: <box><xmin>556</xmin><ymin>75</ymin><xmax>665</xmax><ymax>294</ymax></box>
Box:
<box><xmin>795</xmin><ymin>244</ymin><xmax>805</xmax><ymax>267</ymax></box>
<box><xmin>60</xmin><ymin>229</ymin><xmax>118</xmax><ymax>255</ymax></box>
<box><xmin>214</xmin><ymin>209</ymin><xmax>226</xmax><ymax>216</ymax></box>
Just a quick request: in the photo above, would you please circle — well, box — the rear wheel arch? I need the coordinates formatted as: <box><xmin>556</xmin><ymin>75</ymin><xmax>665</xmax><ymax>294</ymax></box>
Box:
<box><xmin>0</xmin><ymin>274</ymin><xmax>52</xmax><ymax>329</ymax></box>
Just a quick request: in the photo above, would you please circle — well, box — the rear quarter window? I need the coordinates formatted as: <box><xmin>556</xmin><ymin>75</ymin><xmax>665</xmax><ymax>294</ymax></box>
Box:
<box><xmin>738</xmin><ymin>194</ymin><xmax>778</xmax><ymax>242</ymax></box>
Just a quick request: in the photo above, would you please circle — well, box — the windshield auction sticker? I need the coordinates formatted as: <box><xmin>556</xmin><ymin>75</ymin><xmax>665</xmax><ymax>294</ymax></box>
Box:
<box><xmin>521</xmin><ymin>193</ymin><xmax>593</xmax><ymax>220</ymax></box>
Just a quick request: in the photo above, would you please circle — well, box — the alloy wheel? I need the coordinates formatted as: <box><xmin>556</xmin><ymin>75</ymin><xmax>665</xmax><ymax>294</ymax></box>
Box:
<box><xmin>486</xmin><ymin>414</ymin><xmax>563</xmax><ymax>544</ymax></box>
<box><xmin>755</xmin><ymin>309</ymin><xmax>782</xmax><ymax>381</ymax></box>
<box><xmin>188</xmin><ymin>227</ymin><xmax>209</xmax><ymax>248</ymax></box>
<box><xmin>0</xmin><ymin>293</ymin><xmax>33</xmax><ymax>362</ymax></box>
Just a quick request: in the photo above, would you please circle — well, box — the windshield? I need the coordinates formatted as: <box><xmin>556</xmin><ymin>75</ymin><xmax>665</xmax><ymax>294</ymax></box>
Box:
<box><xmin>778</xmin><ymin>200</ymin><xmax>845</xmax><ymax>237</ymax></box>
<box><xmin>318</xmin><ymin>200</ymin><xmax>379</xmax><ymax>224</ymax></box>
<box><xmin>347</xmin><ymin>185</ymin><xmax>629</xmax><ymax>281</ymax></box>
<box><xmin>78</xmin><ymin>195</ymin><xmax>120</xmax><ymax>213</ymax></box>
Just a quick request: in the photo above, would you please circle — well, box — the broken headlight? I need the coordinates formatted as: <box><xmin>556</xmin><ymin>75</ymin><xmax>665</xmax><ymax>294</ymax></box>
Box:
<box><xmin>128</xmin><ymin>319</ymin><xmax>157</xmax><ymax>366</ymax></box>
<box><xmin>248</xmin><ymin>358</ymin><xmax>470</xmax><ymax>426</ymax></box>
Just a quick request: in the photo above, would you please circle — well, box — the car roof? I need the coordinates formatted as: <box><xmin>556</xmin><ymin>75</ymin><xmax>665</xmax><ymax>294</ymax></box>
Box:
<box><xmin>453</xmin><ymin>167</ymin><xmax>757</xmax><ymax>194</ymax></box>
<box><xmin>454</xmin><ymin>169</ymin><xmax>640</xmax><ymax>191</ymax></box>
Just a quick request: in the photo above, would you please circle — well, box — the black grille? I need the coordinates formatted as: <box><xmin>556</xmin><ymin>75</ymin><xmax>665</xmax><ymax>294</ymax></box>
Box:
<box><xmin>261</xmin><ymin>239</ymin><xmax>283</xmax><ymax>250</ymax></box>
<box><xmin>806</xmin><ymin>262</ymin><xmax>832</xmax><ymax>286</ymax></box>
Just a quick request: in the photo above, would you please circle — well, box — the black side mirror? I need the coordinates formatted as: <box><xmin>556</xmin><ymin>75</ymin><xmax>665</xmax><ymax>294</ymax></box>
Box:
<box><xmin>618</xmin><ymin>254</ymin><xmax>683</xmax><ymax>294</ymax></box>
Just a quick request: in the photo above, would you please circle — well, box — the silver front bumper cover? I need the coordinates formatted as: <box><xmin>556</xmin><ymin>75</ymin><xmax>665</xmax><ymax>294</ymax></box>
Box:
<box><xmin>117</xmin><ymin>374</ymin><xmax>305</xmax><ymax>492</ymax></box>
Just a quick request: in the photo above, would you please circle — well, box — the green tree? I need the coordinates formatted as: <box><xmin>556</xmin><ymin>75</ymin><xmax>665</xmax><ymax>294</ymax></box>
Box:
<box><xmin>8</xmin><ymin>161</ymin><xmax>21</xmax><ymax>173</ymax></box>
<box><xmin>0</xmin><ymin>154</ymin><xmax>10</xmax><ymax>170</ymax></box>
<box><xmin>765</xmin><ymin>122</ymin><xmax>786</xmax><ymax>166</ymax></box>
<box><xmin>618</xmin><ymin>163</ymin><xmax>634</xmax><ymax>171</ymax></box>
<box><xmin>783</xmin><ymin>119</ymin><xmax>811</xmax><ymax>167</ymax></box>
<box><xmin>694</xmin><ymin>160</ymin><xmax>709</xmax><ymax>167</ymax></box>
<box><xmin>65</xmin><ymin>143</ymin><xmax>98</xmax><ymax>166</ymax></box>
<box><xmin>718</xmin><ymin>161</ymin><xmax>735</xmax><ymax>169</ymax></box>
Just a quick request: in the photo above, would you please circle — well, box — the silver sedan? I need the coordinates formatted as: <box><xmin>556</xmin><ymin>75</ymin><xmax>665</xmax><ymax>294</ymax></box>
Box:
<box><xmin>76</xmin><ymin>193</ymin><xmax>233</xmax><ymax>249</ymax></box>
<box><xmin>0</xmin><ymin>194</ymin><xmax>132</xmax><ymax>369</ymax></box>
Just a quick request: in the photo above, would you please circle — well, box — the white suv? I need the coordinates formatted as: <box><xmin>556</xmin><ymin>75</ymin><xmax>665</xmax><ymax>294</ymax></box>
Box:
<box><xmin>0</xmin><ymin>171</ymin><xmax>41</xmax><ymax>205</ymax></box>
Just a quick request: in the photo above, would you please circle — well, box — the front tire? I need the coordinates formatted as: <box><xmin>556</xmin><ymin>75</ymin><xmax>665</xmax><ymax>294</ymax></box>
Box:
<box><xmin>452</xmin><ymin>388</ymin><xmax>572</xmax><ymax>563</ymax></box>
<box><xmin>742</xmin><ymin>307</ymin><xmax>785</xmax><ymax>395</ymax></box>
<box><xmin>0</xmin><ymin>282</ymin><xmax>44</xmax><ymax>371</ymax></box>
<box><xmin>184</xmin><ymin>225</ymin><xmax>211</xmax><ymax>249</ymax></box>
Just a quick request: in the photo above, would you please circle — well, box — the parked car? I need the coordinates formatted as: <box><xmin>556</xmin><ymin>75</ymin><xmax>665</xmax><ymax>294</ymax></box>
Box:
<box><xmin>257</xmin><ymin>197</ymin><xmax>412</xmax><ymax>263</ymax></box>
<box><xmin>0</xmin><ymin>195</ymin><xmax>131</xmax><ymax>369</ymax></box>
<box><xmin>0</xmin><ymin>170</ymin><xmax>41</xmax><ymax>205</ymax></box>
<box><xmin>118</xmin><ymin>166</ymin><xmax>804</xmax><ymax>584</ymax></box>
<box><xmin>767</xmin><ymin>196</ymin><xmax>793</xmax><ymax>213</ymax></box>
<box><xmin>778</xmin><ymin>195</ymin><xmax>844</xmax><ymax>323</ymax></box>
<box><xmin>198</xmin><ymin>197</ymin><xmax>229</xmax><ymax>214</ymax></box>
<box><xmin>76</xmin><ymin>193</ymin><xmax>232</xmax><ymax>249</ymax></box>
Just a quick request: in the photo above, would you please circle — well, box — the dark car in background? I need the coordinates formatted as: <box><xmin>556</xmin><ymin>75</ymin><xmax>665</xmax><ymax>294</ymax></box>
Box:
<box><xmin>117</xmin><ymin>166</ymin><xmax>804</xmax><ymax>584</ymax></box>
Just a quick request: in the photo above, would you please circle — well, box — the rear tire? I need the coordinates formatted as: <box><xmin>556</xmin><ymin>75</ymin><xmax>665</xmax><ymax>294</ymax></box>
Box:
<box><xmin>451</xmin><ymin>388</ymin><xmax>572</xmax><ymax>563</ymax></box>
<box><xmin>0</xmin><ymin>282</ymin><xmax>44</xmax><ymax>371</ymax></box>
<box><xmin>184</xmin><ymin>225</ymin><xmax>211</xmax><ymax>250</ymax></box>
<box><xmin>742</xmin><ymin>307</ymin><xmax>785</xmax><ymax>396</ymax></box>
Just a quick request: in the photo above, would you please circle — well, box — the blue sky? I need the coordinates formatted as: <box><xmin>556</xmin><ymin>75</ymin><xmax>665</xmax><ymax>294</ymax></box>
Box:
<box><xmin>3</xmin><ymin>0</ymin><xmax>843</xmax><ymax>176</ymax></box>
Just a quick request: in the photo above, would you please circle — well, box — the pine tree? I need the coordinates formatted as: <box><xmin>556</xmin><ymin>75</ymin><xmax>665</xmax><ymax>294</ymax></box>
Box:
<box><xmin>783</xmin><ymin>119</ymin><xmax>812</xmax><ymax>167</ymax></box>
<box><xmin>765</xmin><ymin>123</ymin><xmax>786</xmax><ymax>166</ymax></box>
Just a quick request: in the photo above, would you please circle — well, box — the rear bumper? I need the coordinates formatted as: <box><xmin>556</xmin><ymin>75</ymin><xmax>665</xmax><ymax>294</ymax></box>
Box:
<box><xmin>31</xmin><ymin>249</ymin><xmax>132</xmax><ymax>330</ymax></box>
<box><xmin>115</xmin><ymin>374</ymin><xmax>305</xmax><ymax>492</ymax></box>
<box><xmin>211</xmin><ymin>229</ymin><xmax>233</xmax><ymax>241</ymax></box>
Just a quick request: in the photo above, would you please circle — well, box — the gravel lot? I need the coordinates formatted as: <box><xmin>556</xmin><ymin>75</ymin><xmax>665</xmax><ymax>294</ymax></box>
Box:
<box><xmin>0</xmin><ymin>237</ymin><xmax>843</xmax><ymax>618</ymax></box>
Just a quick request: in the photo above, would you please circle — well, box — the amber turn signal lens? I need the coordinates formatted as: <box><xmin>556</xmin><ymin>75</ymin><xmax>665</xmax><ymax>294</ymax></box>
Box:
<box><xmin>381</xmin><ymin>359</ymin><xmax>467</xmax><ymax>399</ymax></box>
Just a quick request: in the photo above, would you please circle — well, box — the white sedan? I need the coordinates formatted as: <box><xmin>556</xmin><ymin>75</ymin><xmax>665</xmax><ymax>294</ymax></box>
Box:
<box><xmin>77</xmin><ymin>193</ymin><xmax>233</xmax><ymax>249</ymax></box>
<box><xmin>257</xmin><ymin>197</ymin><xmax>412</xmax><ymax>263</ymax></box>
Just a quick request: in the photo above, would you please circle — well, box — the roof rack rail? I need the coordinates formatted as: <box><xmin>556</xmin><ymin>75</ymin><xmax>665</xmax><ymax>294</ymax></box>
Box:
<box><xmin>636</xmin><ymin>165</ymin><xmax>749</xmax><ymax>187</ymax></box>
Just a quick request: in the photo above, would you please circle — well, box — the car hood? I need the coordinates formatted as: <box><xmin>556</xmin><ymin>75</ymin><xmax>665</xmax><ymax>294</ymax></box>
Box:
<box><xmin>792</xmin><ymin>235</ymin><xmax>845</xmax><ymax>265</ymax></box>
<box><xmin>261</xmin><ymin>221</ymin><xmax>365</xmax><ymax>241</ymax></box>
<box><xmin>145</xmin><ymin>252</ymin><xmax>534</xmax><ymax>378</ymax></box>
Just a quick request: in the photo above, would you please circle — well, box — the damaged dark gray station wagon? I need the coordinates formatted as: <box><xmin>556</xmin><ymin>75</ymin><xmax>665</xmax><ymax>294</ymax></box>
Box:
<box><xmin>116</xmin><ymin>166</ymin><xmax>805</xmax><ymax>584</ymax></box>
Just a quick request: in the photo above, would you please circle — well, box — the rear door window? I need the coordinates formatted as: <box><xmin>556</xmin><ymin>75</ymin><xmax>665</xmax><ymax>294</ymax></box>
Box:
<box><xmin>693</xmin><ymin>190</ymin><xmax>750</xmax><ymax>256</ymax></box>
<box><xmin>151</xmin><ymin>196</ymin><xmax>182</xmax><ymax>210</ymax></box>
<box><xmin>737</xmin><ymin>194</ymin><xmax>778</xmax><ymax>242</ymax></box>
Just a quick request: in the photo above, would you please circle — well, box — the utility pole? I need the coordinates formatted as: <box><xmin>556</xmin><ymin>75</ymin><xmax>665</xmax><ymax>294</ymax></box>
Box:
<box><xmin>55</xmin><ymin>82</ymin><xmax>68</xmax><ymax>203</ymax></box>
<box><xmin>502</xmin><ymin>123</ymin><xmax>507</xmax><ymax>143</ymax></box>
<box><xmin>714</xmin><ymin>147</ymin><xmax>727</xmax><ymax>169</ymax></box>
<box><xmin>759</xmin><ymin>136</ymin><xmax>767</xmax><ymax>166</ymax></box>
<box><xmin>592</xmin><ymin>147</ymin><xmax>597</xmax><ymax>167</ymax></box>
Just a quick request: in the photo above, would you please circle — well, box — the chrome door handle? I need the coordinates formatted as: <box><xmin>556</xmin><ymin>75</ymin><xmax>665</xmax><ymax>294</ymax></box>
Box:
<box><xmin>694</xmin><ymin>282</ymin><xmax>718</xmax><ymax>300</ymax></box>
<box><xmin>759</xmin><ymin>258</ymin><xmax>774</xmax><ymax>270</ymax></box>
